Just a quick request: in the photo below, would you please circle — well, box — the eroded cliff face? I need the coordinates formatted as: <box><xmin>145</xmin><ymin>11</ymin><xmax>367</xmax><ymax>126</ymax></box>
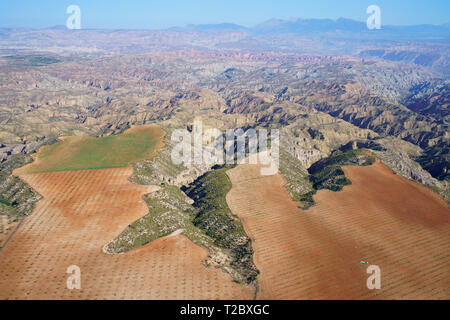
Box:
<box><xmin>0</xmin><ymin>52</ymin><xmax>447</xmax><ymax>190</ymax></box>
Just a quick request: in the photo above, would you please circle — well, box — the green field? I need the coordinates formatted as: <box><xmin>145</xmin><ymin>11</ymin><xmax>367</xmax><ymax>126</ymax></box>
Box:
<box><xmin>17</xmin><ymin>126</ymin><xmax>165</xmax><ymax>174</ymax></box>
<box><xmin>5</xmin><ymin>55</ymin><xmax>61</xmax><ymax>67</ymax></box>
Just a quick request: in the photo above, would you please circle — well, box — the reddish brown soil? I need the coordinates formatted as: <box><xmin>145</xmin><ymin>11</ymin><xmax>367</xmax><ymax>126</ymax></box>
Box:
<box><xmin>0</xmin><ymin>168</ymin><xmax>253</xmax><ymax>300</ymax></box>
<box><xmin>226</xmin><ymin>160</ymin><xmax>449</xmax><ymax>300</ymax></box>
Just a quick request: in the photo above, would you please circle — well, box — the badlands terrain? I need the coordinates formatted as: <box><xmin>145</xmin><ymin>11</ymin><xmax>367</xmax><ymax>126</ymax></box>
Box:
<box><xmin>0</xmin><ymin>21</ymin><xmax>449</xmax><ymax>299</ymax></box>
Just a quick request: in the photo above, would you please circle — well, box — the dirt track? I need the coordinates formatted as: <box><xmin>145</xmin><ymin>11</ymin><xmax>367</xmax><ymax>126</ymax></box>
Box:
<box><xmin>0</xmin><ymin>216</ymin><xmax>19</xmax><ymax>249</ymax></box>
<box><xmin>0</xmin><ymin>168</ymin><xmax>253</xmax><ymax>300</ymax></box>
<box><xmin>226</xmin><ymin>160</ymin><xmax>450</xmax><ymax>299</ymax></box>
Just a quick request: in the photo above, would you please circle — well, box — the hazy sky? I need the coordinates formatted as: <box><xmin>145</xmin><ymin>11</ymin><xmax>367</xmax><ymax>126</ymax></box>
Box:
<box><xmin>1</xmin><ymin>0</ymin><xmax>449</xmax><ymax>29</ymax></box>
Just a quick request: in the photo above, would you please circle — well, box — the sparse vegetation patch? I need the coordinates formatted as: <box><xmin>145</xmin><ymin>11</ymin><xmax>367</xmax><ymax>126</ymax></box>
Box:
<box><xmin>183</xmin><ymin>166</ymin><xmax>259</xmax><ymax>284</ymax></box>
<box><xmin>107</xmin><ymin>163</ymin><xmax>259</xmax><ymax>286</ymax></box>
<box><xmin>298</xmin><ymin>149</ymin><xmax>376</xmax><ymax>209</ymax></box>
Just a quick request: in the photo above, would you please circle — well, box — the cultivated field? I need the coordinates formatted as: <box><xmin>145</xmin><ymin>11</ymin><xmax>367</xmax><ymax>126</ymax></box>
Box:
<box><xmin>0</xmin><ymin>168</ymin><xmax>253</xmax><ymax>299</ymax></box>
<box><xmin>226</xmin><ymin>160</ymin><xmax>450</xmax><ymax>299</ymax></box>
<box><xmin>14</xmin><ymin>125</ymin><xmax>165</xmax><ymax>174</ymax></box>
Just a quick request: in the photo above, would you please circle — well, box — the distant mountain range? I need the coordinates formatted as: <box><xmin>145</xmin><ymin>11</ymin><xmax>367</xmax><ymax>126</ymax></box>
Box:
<box><xmin>2</xmin><ymin>17</ymin><xmax>448</xmax><ymax>41</ymax></box>
<box><xmin>170</xmin><ymin>17</ymin><xmax>450</xmax><ymax>40</ymax></box>
<box><xmin>169</xmin><ymin>23</ymin><xmax>249</xmax><ymax>33</ymax></box>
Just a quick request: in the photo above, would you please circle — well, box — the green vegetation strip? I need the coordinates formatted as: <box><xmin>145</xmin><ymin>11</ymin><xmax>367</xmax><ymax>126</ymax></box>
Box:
<box><xmin>299</xmin><ymin>149</ymin><xmax>376</xmax><ymax>209</ymax></box>
<box><xmin>0</xmin><ymin>151</ymin><xmax>46</xmax><ymax>219</ymax></box>
<box><xmin>182</xmin><ymin>166</ymin><xmax>259</xmax><ymax>284</ymax></box>
<box><xmin>5</xmin><ymin>55</ymin><xmax>61</xmax><ymax>66</ymax></box>
<box><xmin>416</xmin><ymin>141</ymin><xmax>449</xmax><ymax>181</ymax></box>
<box><xmin>0</xmin><ymin>199</ymin><xmax>13</xmax><ymax>207</ymax></box>
<box><xmin>107</xmin><ymin>165</ymin><xmax>258</xmax><ymax>285</ymax></box>
<box><xmin>278</xmin><ymin>148</ymin><xmax>314</xmax><ymax>206</ymax></box>
<box><xmin>106</xmin><ymin>185</ymin><xmax>196</xmax><ymax>251</ymax></box>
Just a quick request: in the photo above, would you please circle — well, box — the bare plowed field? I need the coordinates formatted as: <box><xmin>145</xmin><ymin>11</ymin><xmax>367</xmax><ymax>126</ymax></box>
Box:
<box><xmin>0</xmin><ymin>168</ymin><xmax>253</xmax><ymax>300</ymax></box>
<box><xmin>227</xmin><ymin>161</ymin><xmax>449</xmax><ymax>299</ymax></box>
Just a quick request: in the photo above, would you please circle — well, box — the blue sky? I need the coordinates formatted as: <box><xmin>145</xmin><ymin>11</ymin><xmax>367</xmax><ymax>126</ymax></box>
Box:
<box><xmin>1</xmin><ymin>0</ymin><xmax>449</xmax><ymax>29</ymax></box>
